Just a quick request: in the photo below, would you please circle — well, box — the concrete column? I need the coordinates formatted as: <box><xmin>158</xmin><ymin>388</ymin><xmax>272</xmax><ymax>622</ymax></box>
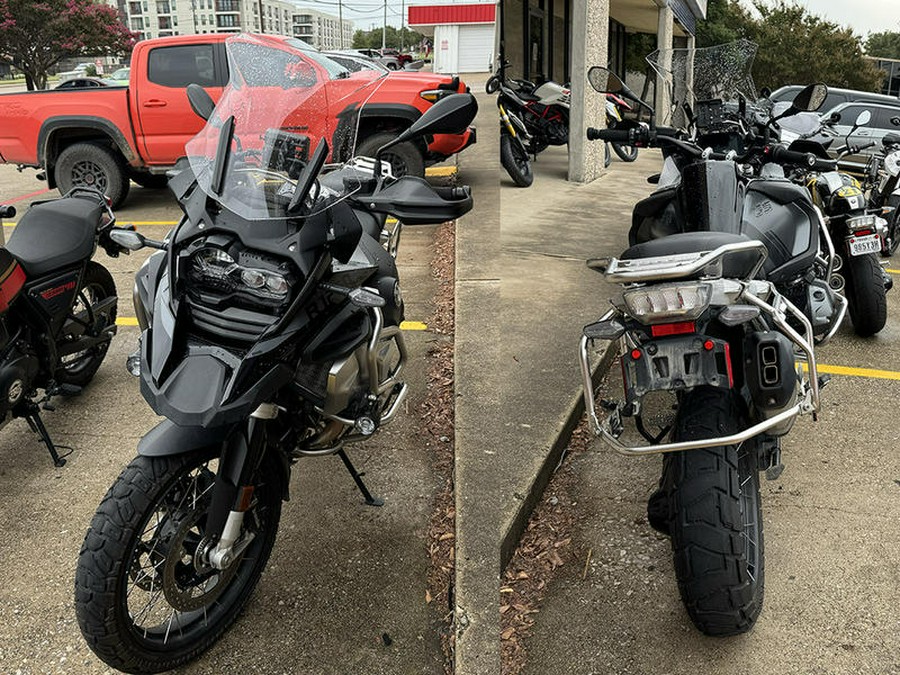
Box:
<box><xmin>655</xmin><ymin>2</ymin><xmax>674</xmax><ymax>124</ymax></box>
<box><xmin>566</xmin><ymin>0</ymin><xmax>609</xmax><ymax>183</ymax></box>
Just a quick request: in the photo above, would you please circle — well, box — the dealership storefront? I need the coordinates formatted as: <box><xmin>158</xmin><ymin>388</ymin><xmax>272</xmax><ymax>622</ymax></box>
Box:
<box><xmin>500</xmin><ymin>0</ymin><xmax>706</xmax><ymax>181</ymax></box>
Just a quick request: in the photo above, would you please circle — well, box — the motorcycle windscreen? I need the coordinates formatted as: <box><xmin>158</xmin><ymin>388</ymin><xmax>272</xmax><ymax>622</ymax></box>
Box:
<box><xmin>184</xmin><ymin>33</ymin><xmax>391</xmax><ymax>222</ymax></box>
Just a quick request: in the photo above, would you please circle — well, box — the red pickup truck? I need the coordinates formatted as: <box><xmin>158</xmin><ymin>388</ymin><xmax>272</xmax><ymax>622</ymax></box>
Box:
<box><xmin>0</xmin><ymin>34</ymin><xmax>475</xmax><ymax>207</ymax></box>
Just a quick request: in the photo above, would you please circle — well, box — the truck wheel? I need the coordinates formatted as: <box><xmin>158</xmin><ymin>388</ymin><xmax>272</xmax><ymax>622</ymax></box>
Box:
<box><xmin>56</xmin><ymin>142</ymin><xmax>130</xmax><ymax>208</ymax></box>
<box><xmin>355</xmin><ymin>132</ymin><xmax>425</xmax><ymax>178</ymax></box>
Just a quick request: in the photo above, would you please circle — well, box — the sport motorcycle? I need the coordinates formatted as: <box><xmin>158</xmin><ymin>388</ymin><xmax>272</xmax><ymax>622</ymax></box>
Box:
<box><xmin>0</xmin><ymin>190</ymin><xmax>125</xmax><ymax>465</ymax></box>
<box><xmin>579</xmin><ymin>41</ymin><xmax>845</xmax><ymax>637</ymax></box>
<box><xmin>74</xmin><ymin>34</ymin><xmax>476</xmax><ymax>673</ymax></box>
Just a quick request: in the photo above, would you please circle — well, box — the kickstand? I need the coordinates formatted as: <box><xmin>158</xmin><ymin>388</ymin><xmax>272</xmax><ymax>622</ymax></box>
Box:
<box><xmin>337</xmin><ymin>449</ymin><xmax>384</xmax><ymax>507</ymax></box>
<box><xmin>24</xmin><ymin>405</ymin><xmax>71</xmax><ymax>467</ymax></box>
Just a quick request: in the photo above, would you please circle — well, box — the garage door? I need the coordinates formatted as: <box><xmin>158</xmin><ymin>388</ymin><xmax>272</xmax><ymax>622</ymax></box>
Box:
<box><xmin>456</xmin><ymin>24</ymin><xmax>495</xmax><ymax>73</ymax></box>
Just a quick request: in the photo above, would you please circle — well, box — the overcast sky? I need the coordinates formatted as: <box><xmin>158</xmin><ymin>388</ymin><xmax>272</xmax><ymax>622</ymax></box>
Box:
<box><xmin>745</xmin><ymin>0</ymin><xmax>899</xmax><ymax>38</ymax></box>
<box><xmin>308</xmin><ymin>0</ymin><xmax>900</xmax><ymax>38</ymax></box>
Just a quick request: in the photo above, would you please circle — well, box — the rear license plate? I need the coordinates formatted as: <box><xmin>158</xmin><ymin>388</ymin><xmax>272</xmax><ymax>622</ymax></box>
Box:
<box><xmin>848</xmin><ymin>234</ymin><xmax>881</xmax><ymax>256</ymax></box>
<box><xmin>621</xmin><ymin>335</ymin><xmax>732</xmax><ymax>404</ymax></box>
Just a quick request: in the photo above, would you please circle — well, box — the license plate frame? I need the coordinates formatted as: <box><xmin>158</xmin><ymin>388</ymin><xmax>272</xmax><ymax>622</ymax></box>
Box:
<box><xmin>622</xmin><ymin>335</ymin><xmax>732</xmax><ymax>405</ymax></box>
<box><xmin>848</xmin><ymin>234</ymin><xmax>881</xmax><ymax>257</ymax></box>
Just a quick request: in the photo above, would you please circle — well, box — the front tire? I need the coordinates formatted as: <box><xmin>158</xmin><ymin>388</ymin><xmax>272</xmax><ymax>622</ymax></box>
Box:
<box><xmin>56</xmin><ymin>142</ymin><xmax>130</xmax><ymax>208</ymax></box>
<box><xmin>660</xmin><ymin>387</ymin><xmax>764</xmax><ymax>636</ymax></box>
<box><xmin>56</xmin><ymin>261</ymin><xmax>117</xmax><ymax>388</ymax></box>
<box><xmin>75</xmin><ymin>447</ymin><xmax>282</xmax><ymax>673</ymax></box>
<box><xmin>355</xmin><ymin>131</ymin><xmax>425</xmax><ymax>178</ymax></box>
<box><xmin>500</xmin><ymin>132</ymin><xmax>533</xmax><ymax>187</ymax></box>
<box><xmin>844</xmin><ymin>253</ymin><xmax>887</xmax><ymax>337</ymax></box>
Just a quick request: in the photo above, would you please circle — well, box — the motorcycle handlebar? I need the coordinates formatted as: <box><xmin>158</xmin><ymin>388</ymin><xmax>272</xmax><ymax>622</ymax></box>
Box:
<box><xmin>0</xmin><ymin>205</ymin><xmax>15</xmax><ymax>219</ymax></box>
<box><xmin>586</xmin><ymin>127</ymin><xmax>635</xmax><ymax>142</ymax></box>
<box><xmin>768</xmin><ymin>146</ymin><xmax>836</xmax><ymax>171</ymax></box>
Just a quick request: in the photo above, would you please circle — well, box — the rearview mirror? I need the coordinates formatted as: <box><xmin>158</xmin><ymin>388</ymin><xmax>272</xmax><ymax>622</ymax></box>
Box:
<box><xmin>377</xmin><ymin>93</ymin><xmax>478</xmax><ymax>155</ymax></box>
<box><xmin>587</xmin><ymin>66</ymin><xmax>625</xmax><ymax>95</ymax></box>
<box><xmin>854</xmin><ymin>110</ymin><xmax>871</xmax><ymax>128</ymax></box>
<box><xmin>791</xmin><ymin>83</ymin><xmax>828</xmax><ymax>112</ymax></box>
<box><xmin>186</xmin><ymin>83</ymin><xmax>216</xmax><ymax>121</ymax></box>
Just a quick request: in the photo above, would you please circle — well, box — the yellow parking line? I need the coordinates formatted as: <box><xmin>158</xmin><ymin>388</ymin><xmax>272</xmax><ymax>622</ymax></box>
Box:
<box><xmin>886</xmin><ymin>268</ymin><xmax>900</xmax><ymax>274</ymax></box>
<box><xmin>424</xmin><ymin>166</ymin><xmax>458</xmax><ymax>177</ymax></box>
<box><xmin>802</xmin><ymin>362</ymin><xmax>900</xmax><ymax>381</ymax></box>
<box><xmin>3</xmin><ymin>220</ymin><xmax>178</xmax><ymax>228</ymax></box>
<box><xmin>116</xmin><ymin>316</ymin><xmax>429</xmax><ymax>331</ymax></box>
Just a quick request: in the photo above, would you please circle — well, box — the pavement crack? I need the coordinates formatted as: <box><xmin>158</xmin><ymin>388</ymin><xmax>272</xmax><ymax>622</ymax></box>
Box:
<box><xmin>504</xmin><ymin>248</ymin><xmax>588</xmax><ymax>263</ymax></box>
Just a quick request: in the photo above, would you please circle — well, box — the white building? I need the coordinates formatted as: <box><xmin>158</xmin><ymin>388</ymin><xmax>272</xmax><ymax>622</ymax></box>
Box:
<box><xmin>110</xmin><ymin>0</ymin><xmax>300</xmax><ymax>41</ymax></box>
<box><xmin>291</xmin><ymin>9</ymin><xmax>354</xmax><ymax>51</ymax></box>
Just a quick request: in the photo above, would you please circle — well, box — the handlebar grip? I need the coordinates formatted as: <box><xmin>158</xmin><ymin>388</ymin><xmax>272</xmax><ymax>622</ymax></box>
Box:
<box><xmin>0</xmin><ymin>205</ymin><xmax>15</xmax><ymax>219</ymax></box>
<box><xmin>654</xmin><ymin>126</ymin><xmax>679</xmax><ymax>138</ymax></box>
<box><xmin>586</xmin><ymin>128</ymin><xmax>633</xmax><ymax>143</ymax></box>
<box><xmin>769</xmin><ymin>146</ymin><xmax>835</xmax><ymax>171</ymax></box>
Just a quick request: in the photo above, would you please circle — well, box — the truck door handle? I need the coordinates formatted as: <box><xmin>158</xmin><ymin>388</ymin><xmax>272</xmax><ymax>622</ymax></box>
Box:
<box><xmin>143</xmin><ymin>99</ymin><xmax>168</xmax><ymax>108</ymax></box>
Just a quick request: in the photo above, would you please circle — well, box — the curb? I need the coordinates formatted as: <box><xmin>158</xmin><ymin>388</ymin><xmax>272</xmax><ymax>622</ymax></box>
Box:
<box><xmin>499</xmin><ymin>339</ymin><xmax>618</xmax><ymax>571</ymax></box>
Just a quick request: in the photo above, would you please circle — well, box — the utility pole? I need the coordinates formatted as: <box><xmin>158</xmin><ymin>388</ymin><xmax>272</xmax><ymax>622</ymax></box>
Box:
<box><xmin>382</xmin><ymin>0</ymin><xmax>387</xmax><ymax>50</ymax></box>
<box><xmin>338</xmin><ymin>0</ymin><xmax>344</xmax><ymax>48</ymax></box>
<box><xmin>400</xmin><ymin>0</ymin><xmax>404</xmax><ymax>52</ymax></box>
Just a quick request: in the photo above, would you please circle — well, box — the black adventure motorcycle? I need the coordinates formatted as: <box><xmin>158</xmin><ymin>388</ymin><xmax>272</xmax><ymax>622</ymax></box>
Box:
<box><xmin>0</xmin><ymin>191</ymin><xmax>124</xmax><ymax>465</ymax></box>
<box><xmin>487</xmin><ymin>64</ymin><xmax>535</xmax><ymax>187</ymax></box>
<box><xmin>74</xmin><ymin>35</ymin><xmax>476</xmax><ymax>673</ymax></box>
<box><xmin>579</xmin><ymin>42</ymin><xmax>845</xmax><ymax>637</ymax></box>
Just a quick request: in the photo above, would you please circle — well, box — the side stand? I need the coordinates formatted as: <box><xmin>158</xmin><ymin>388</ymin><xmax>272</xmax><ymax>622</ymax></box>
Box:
<box><xmin>337</xmin><ymin>449</ymin><xmax>384</xmax><ymax>507</ymax></box>
<box><xmin>23</xmin><ymin>405</ymin><xmax>69</xmax><ymax>467</ymax></box>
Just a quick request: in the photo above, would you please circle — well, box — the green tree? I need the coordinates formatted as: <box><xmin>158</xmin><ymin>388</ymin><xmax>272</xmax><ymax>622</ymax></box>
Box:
<box><xmin>0</xmin><ymin>0</ymin><xmax>136</xmax><ymax>90</ymax></box>
<box><xmin>749</xmin><ymin>1</ymin><xmax>882</xmax><ymax>91</ymax></box>
<box><xmin>866</xmin><ymin>31</ymin><xmax>900</xmax><ymax>59</ymax></box>
<box><xmin>695</xmin><ymin>0</ymin><xmax>883</xmax><ymax>92</ymax></box>
<box><xmin>351</xmin><ymin>26</ymin><xmax>424</xmax><ymax>51</ymax></box>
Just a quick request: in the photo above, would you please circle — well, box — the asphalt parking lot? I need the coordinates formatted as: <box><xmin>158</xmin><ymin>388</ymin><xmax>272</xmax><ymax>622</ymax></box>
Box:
<box><xmin>0</xmin><ymin>166</ymin><xmax>450</xmax><ymax>674</ymax></box>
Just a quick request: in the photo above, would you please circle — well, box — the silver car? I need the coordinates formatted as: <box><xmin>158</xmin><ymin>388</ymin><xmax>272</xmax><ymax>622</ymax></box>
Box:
<box><xmin>824</xmin><ymin>101</ymin><xmax>900</xmax><ymax>172</ymax></box>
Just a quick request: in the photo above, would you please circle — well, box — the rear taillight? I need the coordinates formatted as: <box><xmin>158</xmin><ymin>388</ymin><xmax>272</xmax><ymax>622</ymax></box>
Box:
<box><xmin>650</xmin><ymin>321</ymin><xmax>695</xmax><ymax>337</ymax></box>
<box><xmin>622</xmin><ymin>282</ymin><xmax>711</xmax><ymax>324</ymax></box>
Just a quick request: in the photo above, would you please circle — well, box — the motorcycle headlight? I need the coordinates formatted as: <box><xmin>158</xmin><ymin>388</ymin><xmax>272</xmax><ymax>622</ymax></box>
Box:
<box><xmin>622</xmin><ymin>282</ymin><xmax>711</xmax><ymax>324</ymax></box>
<box><xmin>190</xmin><ymin>247</ymin><xmax>292</xmax><ymax>303</ymax></box>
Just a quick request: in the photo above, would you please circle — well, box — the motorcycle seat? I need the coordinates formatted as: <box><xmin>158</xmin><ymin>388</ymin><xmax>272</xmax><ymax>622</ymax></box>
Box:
<box><xmin>620</xmin><ymin>231</ymin><xmax>762</xmax><ymax>278</ymax></box>
<box><xmin>5</xmin><ymin>196</ymin><xmax>100</xmax><ymax>277</ymax></box>
<box><xmin>883</xmin><ymin>133</ymin><xmax>900</xmax><ymax>147</ymax></box>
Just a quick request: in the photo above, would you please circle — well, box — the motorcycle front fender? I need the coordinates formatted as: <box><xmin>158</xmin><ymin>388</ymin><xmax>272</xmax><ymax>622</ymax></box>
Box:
<box><xmin>137</xmin><ymin>418</ymin><xmax>231</xmax><ymax>457</ymax></box>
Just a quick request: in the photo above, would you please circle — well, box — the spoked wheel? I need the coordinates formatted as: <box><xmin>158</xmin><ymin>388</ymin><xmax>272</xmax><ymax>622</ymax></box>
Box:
<box><xmin>654</xmin><ymin>387</ymin><xmax>764</xmax><ymax>636</ymax></box>
<box><xmin>500</xmin><ymin>132</ymin><xmax>534</xmax><ymax>187</ymax></box>
<box><xmin>844</xmin><ymin>253</ymin><xmax>887</xmax><ymax>337</ymax></box>
<box><xmin>75</xmin><ymin>447</ymin><xmax>282</xmax><ymax>673</ymax></box>
<box><xmin>56</xmin><ymin>261</ymin><xmax>117</xmax><ymax>388</ymax></box>
<box><xmin>611</xmin><ymin>142</ymin><xmax>639</xmax><ymax>162</ymax></box>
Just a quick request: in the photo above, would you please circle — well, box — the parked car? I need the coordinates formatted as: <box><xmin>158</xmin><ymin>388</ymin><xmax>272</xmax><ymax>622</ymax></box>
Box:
<box><xmin>107</xmin><ymin>66</ymin><xmax>130</xmax><ymax>82</ymax></box>
<box><xmin>379</xmin><ymin>48</ymin><xmax>413</xmax><ymax>67</ymax></box>
<box><xmin>54</xmin><ymin>77</ymin><xmax>110</xmax><ymax>89</ymax></box>
<box><xmin>824</xmin><ymin>101</ymin><xmax>900</xmax><ymax>172</ymax></box>
<box><xmin>0</xmin><ymin>33</ymin><xmax>475</xmax><ymax>207</ymax></box>
<box><xmin>323</xmin><ymin>51</ymin><xmax>389</xmax><ymax>74</ymax></box>
<box><xmin>769</xmin><ymin>84</ymin><xmax>900</xmax><ymax>114</ymax></box>
<box><xmin>57</xmin><ymin>62</ymin><xmax>94</xmax><ymax>82</ymax></box>
<box><xmin>349</xmin><ymin>48</ymin><xmax>401</xmax><ymax>70</ymax></box>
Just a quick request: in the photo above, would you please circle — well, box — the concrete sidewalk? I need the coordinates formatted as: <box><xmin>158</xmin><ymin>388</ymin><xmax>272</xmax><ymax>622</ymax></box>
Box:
<box><xmin>453</xmin><ymin>125</ymin><xmax>663</xmax><ymax>674</ymax></box>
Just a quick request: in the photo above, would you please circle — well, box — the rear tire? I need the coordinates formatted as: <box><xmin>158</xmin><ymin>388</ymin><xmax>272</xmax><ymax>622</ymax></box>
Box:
<box><xmin>844</xmin><ymin>253</ymin><xmax>887</xmax><ymax>337</ymax></box>
<box><xmin>56</xmin><ymin>142</ymin><xmax>130</xmax><ymax>208</ymax></box>
<box><xmin>661</xmin><ymin>387</ymin><xmax>764</xmax><ymax>636</ymax></box>
<box><xmin>75</xmin><ymin>447</ymin><xmax>282</xmax><ymax>673</ymax></box>
<box><xmin>56</xmin><ymin>261</ymin><xmax>117</xmax><ymax>388</ymax></box>
<box><xmin>611</xmin><ymin>142</ymin><xmax>638</xmax><ymax>162</ymax></box>
<box><xmin>500</xmin><ymin>132</ymin><xmax>533</xmax><ymax>187</ymax></box>
<box><xmin>355</xmin><ymin>131</ymin><xmax>425</xmax><ymax>178</ymax></box>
